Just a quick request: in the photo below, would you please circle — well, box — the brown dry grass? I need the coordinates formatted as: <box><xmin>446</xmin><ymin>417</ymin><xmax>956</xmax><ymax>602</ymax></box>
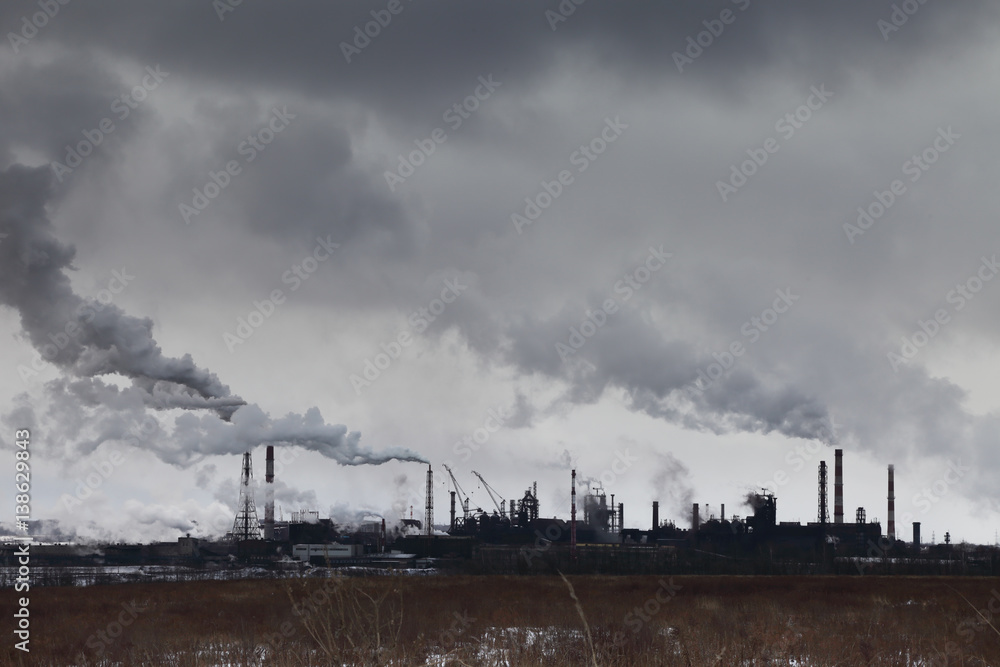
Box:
<box><xmin>2</xmin><ymin>574</ymin><xmax>999</xmax><ymax>665</ymax></box>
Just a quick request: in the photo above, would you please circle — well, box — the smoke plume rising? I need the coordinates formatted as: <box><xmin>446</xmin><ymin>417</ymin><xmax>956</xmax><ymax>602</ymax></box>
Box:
<box><xmin>0</xmin><ymin>164</ymin><xmax>426</xmax><ymax>467</ymax></box>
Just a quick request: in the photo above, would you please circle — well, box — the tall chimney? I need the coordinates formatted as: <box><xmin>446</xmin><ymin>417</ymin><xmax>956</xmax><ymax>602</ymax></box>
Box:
<box><xmin>449</xmin><ymin>490</ymin><xmax>456</xmax><ymax>531</ymax></box>
<box><xmin>619</xmin><ymin>503</ymin><xmax>624</xmax><ymax>533</ymax></box>
<box><xmin>652</xmin><ymin>501</ymin><xmax>659</xmax><ymax>531</ymax></box>
<box><xmin>834</xmin><ymin>448</ymin><xmax>844</xmax><ymax>524</ymax></box>
<box><xmin>425</xmin><ymin>465</ymin><xmax>433</xmax><ymax>536</ymax></box>
<box><xmin>264</xmin><ymin>445</ymin><xmax>274</xmax><ymax>540</ymax></box>
<box><xmin>692</xmin><ymin>503</ymin><xmax>700</xmax><ymax>533</ymax></box>
<box><xmin>818</xmin><ymin>460</ymin><xmax>828</xmax><ymax>524</ymax></box>
<box><xmin>721</xmin><ymin>503</ymin><xmax>725</xmax><ymax>521</ymax></box>
<box><xmin>610</xmin><ymin>494</ymin><xmax>616</xmax><ymax>533</ymax></box>
<box><xmin>887</xmin><ymin>464</ymin><xmax>895</xmax><ymax>541</ymax></box>
<box><xmin>912</xmin><ymin>521</ymin><xmax>921</xmax><ymax>555</ymax></box>
<box><xmin>571</xmin><ymin>469</ymin><xmax>577</xmax><ymax>559</ymax></box>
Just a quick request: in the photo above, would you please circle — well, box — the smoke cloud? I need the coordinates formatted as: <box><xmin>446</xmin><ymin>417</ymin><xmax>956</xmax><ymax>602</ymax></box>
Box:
<box><xmin>0</xmin><ymin>164</ymin><xmax>244</xmax><ymax>419</ymax></box>
<box><xmin>651</xmin><ymin>452</ymin><xmax>695</xmax><ymax>523</ymax></box>
<box><xmin>0</xmin><ymin>164</ymin><xmax>426</xmax><ymax>468</ymax></box>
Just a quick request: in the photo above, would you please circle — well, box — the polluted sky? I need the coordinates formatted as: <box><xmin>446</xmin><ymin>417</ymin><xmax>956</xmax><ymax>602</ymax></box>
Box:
<box><xmin>1</xmin><ymin>0</ymin><xmax>1000</xmax><ymax>544</ymax></box>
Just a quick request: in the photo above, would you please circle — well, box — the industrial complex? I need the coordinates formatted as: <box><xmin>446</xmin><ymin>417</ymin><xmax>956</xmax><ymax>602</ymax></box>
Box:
<box><xmin>3</xmin><ymin>446</ymin><xmax>995</xmax><ymax>576</ymax></box>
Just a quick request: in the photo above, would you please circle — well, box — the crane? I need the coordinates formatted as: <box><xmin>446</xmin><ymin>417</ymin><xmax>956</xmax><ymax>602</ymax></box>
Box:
<box><xmin>472</xmin><ymin>470</ymin><xmax>506</xmax><ymax>515</ymax></box>
<box><xmin>442</xmin><ymin>464</ymin><xmax>472</xmax><ymax>521</ymax></box>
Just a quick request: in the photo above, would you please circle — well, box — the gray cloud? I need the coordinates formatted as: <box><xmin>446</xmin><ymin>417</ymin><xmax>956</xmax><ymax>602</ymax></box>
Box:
<box><xmin>2</xmin><ymin>0</ymin><xmax>1000</xmax><ymax>541</ymax></box>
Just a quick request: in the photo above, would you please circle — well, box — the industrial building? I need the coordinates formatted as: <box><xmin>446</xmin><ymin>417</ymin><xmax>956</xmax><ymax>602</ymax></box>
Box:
<box><xmin>6</xmin><ymin>445</ymin><xmax>995</xmax><ymax>577</ymax></box>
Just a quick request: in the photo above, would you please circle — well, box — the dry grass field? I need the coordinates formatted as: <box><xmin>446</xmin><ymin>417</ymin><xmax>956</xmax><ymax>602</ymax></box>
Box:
<box><xmin>3</xmin><ymin>574</ymin><xmax>1000</xmax><ymax>666</ymax></box>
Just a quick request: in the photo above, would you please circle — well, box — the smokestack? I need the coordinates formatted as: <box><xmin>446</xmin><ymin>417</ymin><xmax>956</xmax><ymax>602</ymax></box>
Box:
<box><xmin>619</xmin><ymin>503</ymin><xmax>624</xmax><ymax>533</ymax></box>
<box><xmin>834</xmin><ymin>448</ymin><xmax>844</xmax><ymax>524</ymax></box>
<box><xmin>425</xmin><ymin>464</ymin><xmax>433</xmax><ymax>536</ymax></box>
<box><xmin>692</xmin><ymin>503</ymin><xmax>700</xmax><ymax>533</ymax></box>
<box><xmin>264</xmin><ymin>445</ymin><xmax>274</xmax><ymax>540</ymax></box>
<box><xmin>449</xmin><ymin>491</ymin><xmax>456</xmax><ymax>531</ymax></box>
<box><xmin>818</xmin><ymin>460</ymin><xmax>828</xmax><ymax>524</ymax></box>
<box><xmin>912</xmin><ymin>521</ymin><xmax>921</xmax><ymax>555</ymax></box>
<box><xmin>652</xmin><ymin>501</ymin><xmax>659</xmax><ymax>531</ymax></box>
<box><xmin>721</xmin><ymin>503</ymin><xmax>725</xmax><ymax>521</ymax></box>
<box><xmin>887</xmin><ymin>464</ymin><xmax>895</xmax><ymax>541</ymax></box>
<box><xmin>571</xmin><ymin>469</ymin><xmax>577</xmax><ymax>559</ymax></box>
<box><xmin>380</xmin><ymin>518</ymin><xmax>386</xmax><ymax>553</ymax></box>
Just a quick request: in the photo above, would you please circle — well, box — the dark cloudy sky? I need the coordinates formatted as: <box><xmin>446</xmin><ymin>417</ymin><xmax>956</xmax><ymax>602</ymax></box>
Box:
<box><xmin>2</xmin><ymin>0</ymin><xmax>999</xmax><ymax>545</ymax></box>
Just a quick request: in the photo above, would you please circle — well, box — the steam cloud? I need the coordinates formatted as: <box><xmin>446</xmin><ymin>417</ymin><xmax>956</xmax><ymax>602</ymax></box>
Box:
<box><xmin>0</xmin><ymin>164</ymin><xmax>426</xmax><ymax>467</ymax></box>
<box><xmin>651</xmin><ymin>452</ymin><xmax>695</xmax><ymax>523</ymax></box>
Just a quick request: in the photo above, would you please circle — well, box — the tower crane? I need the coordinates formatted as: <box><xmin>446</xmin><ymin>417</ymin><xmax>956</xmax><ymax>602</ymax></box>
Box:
<box><xmin>442</xmin><ymin>464</ymin><xmax>472</xmax><ymax>521</ymax></box>
<box><xmin>472</xmin><ymin>470</ymin><xmax>506</xmax><ymax>515</ymax></box>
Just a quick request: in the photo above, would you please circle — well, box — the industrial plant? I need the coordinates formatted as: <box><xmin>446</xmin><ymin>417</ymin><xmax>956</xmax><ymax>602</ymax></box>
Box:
<box><xmin>5</xmin><ymin>445</ymin><xmax>996</xmax><ymax>578</ymax></box>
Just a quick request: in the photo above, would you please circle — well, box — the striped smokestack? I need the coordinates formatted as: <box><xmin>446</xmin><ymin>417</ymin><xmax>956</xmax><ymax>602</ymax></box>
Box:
<box><xmin>425</xmin><ymin>464</ymin><xmax>433</xmax><ymax>536</ymax></box>
<box><xmin>834</xmin><ymin>448</ymin><xmax>844</xmax><ymax>524</ymax></box>
<box><xmin>264</xmin><ymin>445</ymin><xmax>274</xmax><ymax>540</ymax></box>
<box><xmin>888</xmin><ymin>464</ymin><xmax>895</xmax><ymax>541</ymax></box>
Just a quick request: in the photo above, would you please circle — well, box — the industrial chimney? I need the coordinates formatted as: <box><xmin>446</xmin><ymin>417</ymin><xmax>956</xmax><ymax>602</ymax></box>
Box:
<box><xmin>692</xmin><ymin>503</ymin><xmax>700</xmax><ymax>533</ymax></box>
<box><xmin>571</xmin><ymin>469</ymin><xmax>577</xmax><ymax>559</ymax></box>
<box><xmin>912</xmin><ymin>521</ymin><xmax>921</xmax><ymax>556</ymax></box>
<box><xmin>449</xmin><ymin>490</ymin><xmax>456</xmax><ymax>532</ymax></box>
<box><xmin>818</xmin><ymin>460</ymin><xmax>828</xmax><ymax>524</ymax></box>
<box><xmin>264</xmin><ymin>445</ymin><xmax>275</xmax><ymax>540</ymax></box>
<box><xmin>834</xmin><ymin>448</ymin><xmax>844</xmax><ymax>524</ymax></box>
<box><xmin>652</xmin><ymin>501</ymin><xmax>659</xmax><ymax>531</ymax></box>
<box><xmin>887</xmin><ymin>464</ymin><xmax>895</xmax><ymax>541</ymax></box>
<box><xmin>425</xmin><ymin>464</ymin><xmax>433</xmax><ymax>536</ymax></box>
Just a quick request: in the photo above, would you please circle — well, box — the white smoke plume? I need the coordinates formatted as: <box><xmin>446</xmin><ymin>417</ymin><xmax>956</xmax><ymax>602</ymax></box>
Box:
<box><xmin>0</xmin><ymin>164</ymin><xmax>427</xmax><ymax>468</ymax></box>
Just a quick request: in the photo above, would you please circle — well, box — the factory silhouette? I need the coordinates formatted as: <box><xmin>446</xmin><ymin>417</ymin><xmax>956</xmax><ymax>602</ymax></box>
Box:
<box><xmin>6</xmin><ymin>445</ymin><xmax>994</xmax><ymax>578</ymax></box>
